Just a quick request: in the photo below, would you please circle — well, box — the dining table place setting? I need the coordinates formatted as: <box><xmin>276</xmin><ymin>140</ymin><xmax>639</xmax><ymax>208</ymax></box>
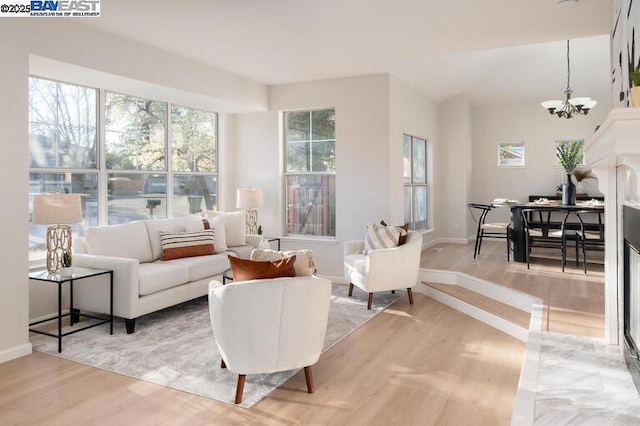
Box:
<box><xmin>530</xmin><ymin>197</ymin><xmax>557</xmax><ymax>205</ymax></box>
<box><xmin>576</xmin><ymin>199</ymin><xmax>605</xmax><ymax>207</ymax></box>
<box><xmin>492</xmin><ymin>197</ymin><xmax>519</xmax><ymax>206</ymax></box>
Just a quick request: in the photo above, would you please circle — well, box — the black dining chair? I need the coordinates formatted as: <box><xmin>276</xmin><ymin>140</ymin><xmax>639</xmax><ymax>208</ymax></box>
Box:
<box><xmin>575</xmin><ymin>209</ymin><xmax>605</xmax><ymax>273</ymax></box>
<box><xmin>521</xmin><ymin>208</ymin><xmax>571</xmax><ymax>271</ymax></box>
<box><xmin>468</xmin><ymin>203</ymin><xmax>511</xmax><ymax>260</ymax></box>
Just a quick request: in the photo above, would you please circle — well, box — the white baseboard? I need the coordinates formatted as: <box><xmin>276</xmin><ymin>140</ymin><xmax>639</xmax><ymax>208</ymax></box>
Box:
<box><xmin>0</xmin><ymin>343</ymin><xmax>32</xmax><ymax>364</ymax></box>
<box><xmin>436</xmin><ymin>237</ymin><xmax>469</xmax><ymax>244</ymax></box>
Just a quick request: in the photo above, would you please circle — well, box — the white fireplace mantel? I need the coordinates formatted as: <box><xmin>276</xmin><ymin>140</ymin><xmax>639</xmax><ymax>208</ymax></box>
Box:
<box><xmin>586</xmin><ymin>107</ymin><xmax>640</xmax><ymax>344</ymax></box>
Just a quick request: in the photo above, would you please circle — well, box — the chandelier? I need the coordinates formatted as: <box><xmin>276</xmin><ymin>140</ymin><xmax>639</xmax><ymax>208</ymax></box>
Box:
<box><xmin>541</xmin><ymin>40</ymin><xmax>597</xmax><ymax>118</ymax></box>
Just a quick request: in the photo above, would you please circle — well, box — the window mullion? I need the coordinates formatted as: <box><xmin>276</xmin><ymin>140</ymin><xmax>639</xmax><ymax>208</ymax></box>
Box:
<box><xmin>98</xmin><ymin>88</ymin><xmax>107</xmax><ymax>226</ymax></box>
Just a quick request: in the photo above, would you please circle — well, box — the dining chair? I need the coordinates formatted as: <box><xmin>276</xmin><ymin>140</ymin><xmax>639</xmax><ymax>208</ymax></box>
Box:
<box><xmin>575</xmin><ymin>209</ymin><xmax>605</xmax><ymax>273</ymax></box>
<box><xmin>521</xmin><ymin>208</ymin><xmax>571</xmax><ymax>271</ymax></box>
<box><xmin>468</xmin><ymin>203</ymin><xmax>511</xmax><ymax>260</ymax></box>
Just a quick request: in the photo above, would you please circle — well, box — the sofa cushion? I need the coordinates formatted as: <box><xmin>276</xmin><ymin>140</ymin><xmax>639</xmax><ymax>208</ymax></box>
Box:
<box><xmin>202</xmin><ymin>210</ymin><xmax>245</xmax><ymax>247</ymax></box>
<box><xmin>138</xmin><ymin>261</ymin><xmax>191</xmax><ymax>296</ymax></box>
<box><xmin>228</xmin><ymin>255</ymin><xmax>296</xmax><ymax>282</ymax></box>
<box><xmin>85</xmin><ymin>221</ymin><xmax>153</xmax><ymax>263</ymax></box>
<box><xmin>159</xmin><ymin>230</ymin><xmax>216</xmax><ymax>260</ymax></box>
<box><xmin>251</xmin><ymin>248</ymin><xmax>317</xmax><ymax>276</ymax></box>
<box><xmin>145</xmin><ymin>218</ymin><xmax>187</xmax><ymax>260</ymax></box>
<box><xmin>169</xmin><ymin>254</ymin><xmax>231</xmax><ymax>282</ymax></box>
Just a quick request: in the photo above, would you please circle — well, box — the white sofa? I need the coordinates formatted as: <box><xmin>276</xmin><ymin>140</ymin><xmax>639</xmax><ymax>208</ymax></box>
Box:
<box><xmin>73</xmin><ymin>213</ymin><xmax>259</xmax><ymax>333</ymax></box>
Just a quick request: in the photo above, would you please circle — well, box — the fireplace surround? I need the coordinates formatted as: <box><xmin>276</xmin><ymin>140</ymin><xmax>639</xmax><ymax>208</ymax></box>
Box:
<box><xmin>586</xmin><ymin>108</ymin><xmax>640</xmax><ymax>393</ymax></box>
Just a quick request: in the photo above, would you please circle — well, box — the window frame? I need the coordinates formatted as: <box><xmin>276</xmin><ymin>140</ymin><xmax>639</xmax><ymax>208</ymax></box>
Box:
<box><xmin>497</xmin><ymin>142</ymin><xmax>526</xmax><ymax>167</ymax></box>
<box><xmin>29</xmin><ymin>76</ymin><xmax>219</xmax><ymax>264</ymax></box>
<box><xmin>283</xmin><ymin>108</ymin><xmax>336</xmax><ymax>238</ymax></box>
<box><xmin>403</xmin><ymin>134</ymin><xmax>429</xmax><ymax>231</ymax></box>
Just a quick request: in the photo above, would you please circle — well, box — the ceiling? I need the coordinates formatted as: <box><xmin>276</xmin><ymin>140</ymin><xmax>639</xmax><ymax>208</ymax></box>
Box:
<box><xmin>78</xmin><ymin>0</ymin><xmax>612</xmax><ymax>106</ymax></box>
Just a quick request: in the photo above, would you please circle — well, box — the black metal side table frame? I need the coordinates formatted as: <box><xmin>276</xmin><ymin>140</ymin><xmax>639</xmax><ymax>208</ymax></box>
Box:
<box><xmin>29</xmin><ymin>267</ymin><xmax>113</xmax><ymax>353</ymax></box>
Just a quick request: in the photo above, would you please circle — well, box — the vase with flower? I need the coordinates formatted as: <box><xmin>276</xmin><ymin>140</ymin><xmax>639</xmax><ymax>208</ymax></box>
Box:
<box><xmin>556</xmin><ymin>141</ymin><xmax>583</xmax><ymax>205</ymax></box>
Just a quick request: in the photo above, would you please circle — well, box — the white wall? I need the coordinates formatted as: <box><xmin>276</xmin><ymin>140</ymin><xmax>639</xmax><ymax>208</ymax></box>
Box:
<box><xmin>470</xmin><ymin>100</ymin><xmax>610</xmax><ymax>226</ymax></box>
<box><xmin>389</xmin><ymin>76</ymin><xmax>440</xmax><ymax>245</ymax></box>
<box><xmin>233</xmin><ymin>75</ymin><xmax>439</xmax><ymax>279</ymax></box>
<box><xmin>235</xmin><ymin>74</ymin><xmax>391</xmax><ymax>279</ymax></box>
<box><xmin>438</xmin><ymin>95</ymin><xmax>473</xmax><ymax>241</ymax></box>
<box><xmin>0</xmin><ymin>42</ymin><xmax>31</xmax><ymax>362</ymax></box>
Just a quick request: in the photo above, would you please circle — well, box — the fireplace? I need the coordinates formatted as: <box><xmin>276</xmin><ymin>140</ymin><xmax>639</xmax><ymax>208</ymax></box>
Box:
<box><xmin>624</xmin><ymin>205</ymin><xmax>640</xmax><ymax>393</ymax></box>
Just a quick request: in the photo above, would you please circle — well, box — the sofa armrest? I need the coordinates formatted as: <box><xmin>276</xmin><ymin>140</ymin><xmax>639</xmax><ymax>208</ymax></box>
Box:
<box><xmin>73</xmin><ymin>253</ymin><xmax>140</xmax><ymax>319</ymax></box>
<box><xmin>344</xmin><ymin>240</ymin><xmax>364</xmax><ymax>257</ymax></box>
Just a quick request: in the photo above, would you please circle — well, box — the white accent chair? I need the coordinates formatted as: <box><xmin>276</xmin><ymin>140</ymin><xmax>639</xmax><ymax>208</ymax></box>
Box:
<box><xmin>343</xmin><ymin>230</ymin><xmax>422</xmax><ymax>310</ymax></box>
<box><xmin>208</xmin><ymin>276</ymin><xmax>331</xmax><ymax>404</ymax></box>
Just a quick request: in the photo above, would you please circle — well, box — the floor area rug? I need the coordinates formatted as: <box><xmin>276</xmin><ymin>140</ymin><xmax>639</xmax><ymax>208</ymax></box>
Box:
<box><xmin>30</xmin><ymin>283</ymin><xmax>401</xmax><ymax>408</ymax></box>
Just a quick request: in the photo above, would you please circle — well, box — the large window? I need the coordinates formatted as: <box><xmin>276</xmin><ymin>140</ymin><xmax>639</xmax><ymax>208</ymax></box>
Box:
<box><xmin>29</xmin><ymin>77</ymin><xmax>218</xmax><ymax>261</ymax></box>
<box><xmin>403</xmin><ymin>134</ymin><xmax>428</xmax><ymax>231</ymax></box>
<box><xmin>284</xmin><ymin>109</ymin><xmax>336</xmax><ymax>237</ymax></box>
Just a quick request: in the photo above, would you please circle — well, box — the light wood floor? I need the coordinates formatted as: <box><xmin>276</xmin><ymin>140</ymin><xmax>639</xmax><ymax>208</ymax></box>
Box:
<box><xmin>421</xmin><ymin>240</ymin><xmax>605</xmax><ymax>338</ymax></box>
<box><xmin>2</xmin><ymin>255</ymin><xmax>528</xmax><ymax>425</ymax></box>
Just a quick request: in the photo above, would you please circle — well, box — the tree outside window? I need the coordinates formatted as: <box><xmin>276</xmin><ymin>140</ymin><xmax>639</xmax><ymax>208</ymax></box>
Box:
<box><xmin>29</xmin><ymin>77</ymin><xmax>218</xmax><ymax>261</ymax></box>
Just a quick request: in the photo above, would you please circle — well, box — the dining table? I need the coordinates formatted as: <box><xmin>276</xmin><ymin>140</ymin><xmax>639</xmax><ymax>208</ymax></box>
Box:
<box><xmin>493</xmin><ymin>198</ymin><xmax>605</xmax><ymax>263</ymax></box>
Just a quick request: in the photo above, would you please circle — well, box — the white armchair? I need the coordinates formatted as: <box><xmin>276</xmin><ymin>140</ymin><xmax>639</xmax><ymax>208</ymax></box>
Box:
<box><xmin>344</xmin><ymin>230</ymin><xmax>422</xmax><ymax>309</ymax></box>
<box><xmin>208</xmin><ymin>275</ymin><xmax>331</xmax><ymax>404</ymax></box>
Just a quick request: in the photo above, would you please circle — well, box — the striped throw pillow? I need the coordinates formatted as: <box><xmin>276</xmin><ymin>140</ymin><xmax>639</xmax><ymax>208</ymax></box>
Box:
<box><xmin>159</xmin><ymin>230</ymin><xmax>215</xmax><ymax>261</ymax></box>
<box><xmin>364</xmin><ymin>222</ymin><xmax>407</xmax><ymax>253</ymax></box>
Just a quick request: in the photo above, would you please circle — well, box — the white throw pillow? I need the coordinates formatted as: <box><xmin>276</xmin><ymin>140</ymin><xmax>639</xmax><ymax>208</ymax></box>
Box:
<box><xmin>183</xmin><ymin>215</ymin><xmax>206</xmax><ymax>232</ymax></box>
<box><xmin>203</xmin><ymin>210</ymin><xmax>246</xmax><ymax>247</ymax></box>
<box><xmin>204</xmin><ymin>215</ymin><xmax>227</xmax><ymax>252</ymax></box>
<box><xmin>363</xmin><ymin>222</ymin><xmax>405</xmax><ymax>253</ymax></box>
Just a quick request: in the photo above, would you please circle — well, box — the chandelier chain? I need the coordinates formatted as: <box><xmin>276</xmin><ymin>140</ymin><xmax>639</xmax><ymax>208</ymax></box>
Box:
<box><xmin>566</xmin><ymin>39</ymin><xmax>571</xmax><ymax>93</ymax></box>
<box><xmin>540</xmin><ymin>38</ymin><xmax>596</xmax><ymax>119</ymax></box>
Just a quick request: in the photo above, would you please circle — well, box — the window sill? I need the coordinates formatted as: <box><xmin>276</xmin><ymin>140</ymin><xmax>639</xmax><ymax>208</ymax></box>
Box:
<box><xmin>280</xmin><ymin>236</ymin><xmax>339</xmax><ymax>245</ymax></box>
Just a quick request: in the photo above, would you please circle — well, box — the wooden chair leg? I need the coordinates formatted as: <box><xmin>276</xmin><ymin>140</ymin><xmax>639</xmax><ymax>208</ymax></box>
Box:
<box><xmin>221</xmin><ymin>359</ymin><xmax>226</xmax><ymax>369</ymax></box>
<box><xmin>304</xmin><ymin>366</ymin><xmax>314</xmax><ymax>393</ymax></box>
<box><xmin>348</xmin><ymin>283</ymin><xmax>354</xmax><ymax>297</ymax></box>
<box><xmin>367</xmin><ymin>293</ymin><xmax>373</xmax><ymax>310</ymax></box>
<box><xmin>407</xmin><ymin>288</ymin><xmax>414</xmax><ymax>305</ymax></box>
<box><xmin>235</xmin><ymin>374</ymin><xmax>246</xmax><ymax>404</ymax></box>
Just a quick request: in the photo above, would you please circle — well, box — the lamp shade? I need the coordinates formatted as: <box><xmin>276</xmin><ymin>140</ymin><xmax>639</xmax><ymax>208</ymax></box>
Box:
<box><xmin>236</xmin><ymin>187</ymin><xmax>264</xmax><ymax>209</ymax></box>
<box><xmin>32</xmin><ymin>193</ymin><xmax>82</xmax><ymax>225</ymax></box>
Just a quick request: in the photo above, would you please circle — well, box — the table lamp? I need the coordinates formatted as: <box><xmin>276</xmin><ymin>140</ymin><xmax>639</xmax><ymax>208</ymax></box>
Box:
<box><xmin>236</xmin><ymin>187</ymin><xmax>264</xmax><ymax>235</ymax></box>
<box><xmin>32</xmin><ymin>193</ymin><xmax>82</xmax><ymax>274</ymax></box>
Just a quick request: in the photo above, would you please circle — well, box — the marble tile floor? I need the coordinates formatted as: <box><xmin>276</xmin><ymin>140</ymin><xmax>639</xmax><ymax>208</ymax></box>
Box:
<box><xmin>535</xmin><ymin>332</ymin><xmax>640</xmax><ymax>425</ymax></box>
